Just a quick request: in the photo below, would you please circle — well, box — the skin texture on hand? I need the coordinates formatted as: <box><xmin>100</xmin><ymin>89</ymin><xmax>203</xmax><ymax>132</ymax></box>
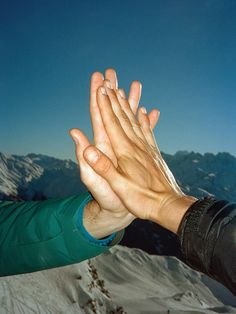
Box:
<box><xmin>83</xmin><ymin>199</ymin><xmax>135</xmax><ymax>239</ymax></box>
<box><xmin>82</xmin><ymin>81</ymin><xmax>197</xmax><ymax>235</ymax></box>
<box><xmin>70</xmin><ymin>69</ymin><xmax>160</xmax><ymax>238</ymax></box>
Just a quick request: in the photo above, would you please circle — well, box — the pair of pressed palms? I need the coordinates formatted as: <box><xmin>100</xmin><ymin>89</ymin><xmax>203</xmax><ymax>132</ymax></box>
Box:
<box><xmin>70</xmin><ymin>68</ymin><xmax>196</xmax><ymax>238</ymax></box>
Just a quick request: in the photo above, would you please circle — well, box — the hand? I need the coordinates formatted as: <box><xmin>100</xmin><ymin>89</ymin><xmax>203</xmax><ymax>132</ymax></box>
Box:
<box><xmin>82</xmin><ymin>81</ymin><xmax>197</xmax><ymax>234</ymax></box>
<box><xmin>70</xmin><ymin>69</ymin><xmax>159</xmax><ymax>238</ymax></box>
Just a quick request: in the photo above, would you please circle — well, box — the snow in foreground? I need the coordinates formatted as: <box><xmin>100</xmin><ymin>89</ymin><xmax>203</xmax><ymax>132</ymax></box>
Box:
<box><xmin>0</xmin><ymin>246</ymin><xmax>235</xmax><ymax>314</ymax></box>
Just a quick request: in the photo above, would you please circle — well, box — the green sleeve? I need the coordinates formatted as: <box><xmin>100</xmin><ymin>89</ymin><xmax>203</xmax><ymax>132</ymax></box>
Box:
<box><xmin>0</xmin><ymin>192</ymin><xmax>124</xmax><ymax>276</ymax></box>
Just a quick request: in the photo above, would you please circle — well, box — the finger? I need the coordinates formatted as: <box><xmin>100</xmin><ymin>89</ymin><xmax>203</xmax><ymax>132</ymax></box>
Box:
<box><xmin>90</xmin><ymin>71</ymin><xmax>110</xmax><ymax>145</ymax></box>
<box><xmin>137</xmin><ymin>107</ymin><xmax>157</xmax><ymax>148</ymax></box>
<box><xmin>148</xmin><ymin>109</ymin><xmax>160</xmax><ymax>130</ymax></box>
<box><xmin>70</xmin><ymin>128</ymin><xmax>103</xmax><ymax>185</ymax></box>
<box><xmin>137</xmin><ymin>108</ymin><xmax>163</xmax><ymax>161</ymax></box>
<box><xmin>83</xmin><ymin>145</ymin><xmax>125</xmax><ymax>191</ymax></box>
<box><xmin>103</xmin><ymin>82</ymin><xmax>143</xmax><ymax>146</ymax></box>
<box><xmin>128</xmin><ymin>81</ymin><xmax>142</xmax><ymax>114</ymax></box>
<box><xmin>105</xmin><ymin>68</ymin><xmax>118</xmax><ymax>89</ymax></box>
<box><xmin>116</xmin><ymin>88</ymin><xmax>147</xmax><ymax>144</ymax></box>
<box><xmin>105</xmin><ymin>70</ymin><xmax>141</xmax><ymax>143</ymax></box>
<box><xmin>97</xmin><ymin>86</ymin><xmax>132</xmax><ymax>157</ymax></box>
<box><xmin>69</xmin><ymin>129</ymin><xmax>91</xmax><ymax>166</ymax></box>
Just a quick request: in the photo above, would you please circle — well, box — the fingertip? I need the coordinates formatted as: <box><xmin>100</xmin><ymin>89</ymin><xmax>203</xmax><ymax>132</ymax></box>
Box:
<box><xmin>105</xmin><ymin>68</ymin><xmax>118</xmax><ymax>89</ymax></box>
<box><xmin>69</xmin><ymin>128</ymin><xmax>80</xmax><ymax>143</ymax></box>
<box><xmin>131</xmin><ymin>80</ymin><xmax>142</xmax><ymax>89</ymax></box>
<box><xmin>90</xmin><ymin>72</ymin><xmax>104</xmax><ymax>93</ymax></box>
<box><xmin>149</xmin><ymin>109</ymin><xmax>160</xmax><ymax>120</ymax></box>
<box><xmin>153</xmin><ymin>108</ymin><xmax>160</xmax><ymax>115</ymax></box>
<box><xmin>149</xmin><ymin>109</ymin><xmax>160</xmax><ymax>129</ymax></box>
<box><xmin>130</xmin><ymin>81</ymin><xmax>142</xmax><ymax>97</ymax></box>
<box><xmin>69</xmin><ymin>128</ymin><xmax>74</xmax><ymax>135</ymax></box>
<box><xmin>69</xmin><ymin>128</ymin><xmax>78</xmax><ymax>137</ymax></box>
<box><xmin>129</xmin><ymin>81</ymin><xmax>142</xmax><ymax>114</ymax></box>
<box><xmin>140</xmin><ymin>106</ymin><xmax>147</xmax><ymax>114</ymax></box>
<box><xmin>105</xmin><ymin>68</ymin><xmax>116</xmax><ymax>76</ymax></box>
<box><xmin>91</xmin><ymin>71</ymin><xmax>104</xmax><ymax>81</ymax></box>
<box><xmin>118</xmin><ymin>88</ymin><xmax>126</xmax><ymax>99</ymax></box>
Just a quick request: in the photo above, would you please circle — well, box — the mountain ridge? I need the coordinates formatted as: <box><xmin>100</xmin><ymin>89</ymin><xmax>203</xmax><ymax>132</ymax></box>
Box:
<box><xmin>1</xmin><ymin>150</ymin><xmax>236</xmax><ymax>201</ymax></box>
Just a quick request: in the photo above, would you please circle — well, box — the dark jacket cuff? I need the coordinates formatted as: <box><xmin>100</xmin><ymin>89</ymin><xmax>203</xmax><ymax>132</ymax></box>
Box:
<box><xmin>177</xmin><ymin>196</ymin><xmax>218</xmax><ymax>273</ymax></box>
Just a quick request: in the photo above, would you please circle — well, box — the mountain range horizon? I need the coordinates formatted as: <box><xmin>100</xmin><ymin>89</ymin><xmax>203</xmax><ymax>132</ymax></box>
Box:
<box><xmin>0</xmin><ymin>150</ymin><xmax>236</xmax><ymax>311</ymax></box>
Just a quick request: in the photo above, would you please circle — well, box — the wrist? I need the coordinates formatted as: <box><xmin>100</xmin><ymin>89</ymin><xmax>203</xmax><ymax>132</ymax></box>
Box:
<box><xmin>83</xmin><ymin>200</ymin><xmax>134</xmax><ymax>239</ymax></box>
<box><xmin>150</xmin><ymin>194</ymin><xmax>198</xmax><ymax>234</ymax></box>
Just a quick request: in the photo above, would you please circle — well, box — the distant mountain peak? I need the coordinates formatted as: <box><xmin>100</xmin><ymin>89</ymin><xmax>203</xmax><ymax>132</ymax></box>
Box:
<box><xmin>1</xmin><ymin>151</ymin><xmax>236</xmax><ymax>202</ymax></box>
<box><xmin>0</xmin><ymin>152</ymin><xmax>85</xmax><ymax>200</ymax></box>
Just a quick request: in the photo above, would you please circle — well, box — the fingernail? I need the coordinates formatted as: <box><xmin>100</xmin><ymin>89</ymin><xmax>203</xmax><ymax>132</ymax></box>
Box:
<box><xmin>141</xmin><ymin>107</ymin><xmax>147</xmax><ymax>114</ymax></box>
<box><xmin>118</xmin><ymin>89</ymin><xmax>126</xmax><ymax>98</ymax></box>
<box><xmin>105</xmin><ymin>80</ymin><xmax>112</xmax><ymax>89</ymax></box>
<box><xmin>101</xmin><ymin>87</ymin><xmax>107</xmax><ymax>95</ymax></box>
<box><xmin>85</xmin><ymin>149</ymin><xmax>99</xmax><ymax>163</ymax></box>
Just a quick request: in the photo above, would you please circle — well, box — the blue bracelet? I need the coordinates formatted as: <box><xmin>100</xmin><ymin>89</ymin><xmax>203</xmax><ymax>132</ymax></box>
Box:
<box><xmin>77</xmin><ymin>192</ymin><xmax>117</xmax><ymax>246</ymax></box>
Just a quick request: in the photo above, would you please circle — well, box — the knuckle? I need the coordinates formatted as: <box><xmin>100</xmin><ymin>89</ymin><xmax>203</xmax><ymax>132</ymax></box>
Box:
<box><xmin>120</xmin><ymin>109</ymin><xmax>130</xmax><ymax>122</ymax></box>
<box><xmin>99</xmin><ymin>157</ymin><xmax>112</xmax><ymax>174</ymax></box>
<box><xmin>121</xmin><ymin>99</ymin><xmax>130</xmax><ymax>109</ymax></box>
<box><xmin>131</xmin><ymin>121</ymin><xmax>141</xmax><ymax>130</ymax></box>
<box><xmin>142</xmin><ymin>121</ymin><xmax>150</xmax><ymax>130</ymax></box>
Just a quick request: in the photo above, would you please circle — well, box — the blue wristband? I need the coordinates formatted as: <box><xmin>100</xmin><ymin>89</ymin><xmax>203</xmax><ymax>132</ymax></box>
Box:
<box><xmin>77</xmin><ymin>192</ymin><xmax>117</xmax><ymax>246</ymax></box>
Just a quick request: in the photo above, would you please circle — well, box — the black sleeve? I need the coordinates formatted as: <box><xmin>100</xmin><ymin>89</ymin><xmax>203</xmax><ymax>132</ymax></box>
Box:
<box><xmin>177</xmin><ymin>197</ymin><xmax>236</xmax><ymax>295</ymax></box>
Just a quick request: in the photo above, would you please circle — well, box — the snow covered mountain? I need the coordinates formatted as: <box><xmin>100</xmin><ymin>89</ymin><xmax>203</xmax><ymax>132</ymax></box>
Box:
<box><xmin>164</xmin><ymin>151</ymin><xmax>236</xmax><ymax>202</ymax></box>
<box><xmin>0</xmin><ymin>246</ymin><xmax>235</xmax><ymax>313</ymax></box>
<box><xmin>1</xmin><ymin>151</ymin><xmax>236</xmax><ymax>202</ymax></box>
<box><xmin>0</xmin><ymin>151</ymin><xmax>235</xmax><ymax>310</ymax></box>
<box><xmin>0</xmin><ymin>153</ymin><xmax>43</xmax><ymax>199</ymax></box>
<box><xmin>0</xmin><ymin>152</ymin><xmax>86</xmax><ymax>200</ymax></box>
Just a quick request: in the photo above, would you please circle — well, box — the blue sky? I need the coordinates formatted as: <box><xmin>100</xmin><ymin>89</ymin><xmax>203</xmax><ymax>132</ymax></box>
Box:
<box><xmin>1</xmin><ymin>0</ymin><xmax>236</xmax><ymax>160</ymax></box>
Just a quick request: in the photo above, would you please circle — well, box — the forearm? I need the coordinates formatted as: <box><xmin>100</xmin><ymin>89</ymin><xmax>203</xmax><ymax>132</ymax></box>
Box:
<box><xmin>0</xmin><ymin>193</ymin><xmax>123</xmax><ymax>276</ymax></box>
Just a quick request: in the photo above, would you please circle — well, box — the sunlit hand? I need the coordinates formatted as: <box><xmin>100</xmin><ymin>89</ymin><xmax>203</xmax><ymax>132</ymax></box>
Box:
<box><xmin>70</xmin><ymin>69</ymin><xmax>159</xmax><ymax>238</ymax></box>
<box><xmin>81</xmin><ymin>81</ymin><xmax>197</xmax><ymax>234</ymax></box>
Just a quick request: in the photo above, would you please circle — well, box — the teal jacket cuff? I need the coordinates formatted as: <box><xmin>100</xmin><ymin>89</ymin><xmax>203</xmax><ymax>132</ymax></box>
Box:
<box><xmin>0</xmin><ymin>193</ymin><xmax>124</xmax><ymax>276</ymax></box>
<box><xmin>77</xmin><ymin>192</ymin><xmax>117</xmax><ymax>246</ymax></box>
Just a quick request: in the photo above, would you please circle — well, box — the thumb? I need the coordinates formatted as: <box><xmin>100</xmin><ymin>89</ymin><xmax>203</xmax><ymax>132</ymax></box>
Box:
<box><xmin>83</xmin><ymin>145</ymin><xmax>120</xmax><ymax>185</ymax></box>
<box><xmin>69</xmin><ymin>128</ymin><xmax>91</xmax><ymax>163</ymax></box>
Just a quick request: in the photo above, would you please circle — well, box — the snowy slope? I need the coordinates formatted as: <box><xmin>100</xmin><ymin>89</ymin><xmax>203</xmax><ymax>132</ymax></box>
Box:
<box><xmin>0</xmin><ymin>246</ymin><xmax>235</xmax><ymax>314</ymax></box>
